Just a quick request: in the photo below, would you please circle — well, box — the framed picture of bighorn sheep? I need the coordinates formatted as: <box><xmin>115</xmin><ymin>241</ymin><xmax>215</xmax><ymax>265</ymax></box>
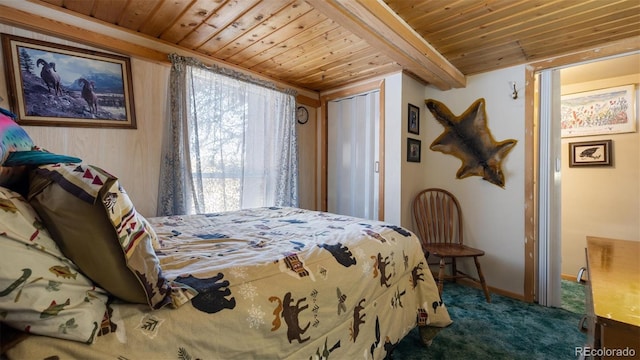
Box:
<box><xmin>1</xmin><ymin>34</ymin><xmax>136</xmax><ymax>129</ymax></box>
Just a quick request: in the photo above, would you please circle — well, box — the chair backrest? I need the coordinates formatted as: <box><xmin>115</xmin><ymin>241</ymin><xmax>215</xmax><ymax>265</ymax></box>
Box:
<box><xmin>412</xmin><ymin>188</ymin><xmax>463</xmax><ymax>246</ymax></box>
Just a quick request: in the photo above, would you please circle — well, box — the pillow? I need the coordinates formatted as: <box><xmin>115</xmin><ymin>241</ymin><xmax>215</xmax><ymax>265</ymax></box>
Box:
<box><xmin>0</xmin><ymin>112</ymin><xmax>32</xmax><ymax>163</ymax></box>
<box><xmin>0</xmin><ymin>187</ymin><xmax>108</xmax><ymax>343</ymax></box>
<box><xmin>4</xmin><ymin>150</ymin><xmax>81</xmax><ymax>166</ymax></box>
<box><xmin>0</xmin><ymin>112</ymin><xmax>34</xmax><ymax>186</ymax></box>
<box><xmin>0</xmin><ymin>166</ymin><xmax>27</xmax><ymax>187</ymax></box>
<box><xmin>28</xmin><ymin>163</ymin><xmax>173</xmax><ymax>309</ymax></box>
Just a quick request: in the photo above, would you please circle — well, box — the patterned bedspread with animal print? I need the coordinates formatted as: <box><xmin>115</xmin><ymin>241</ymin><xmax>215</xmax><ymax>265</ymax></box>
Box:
<box><xmin>7</xmin><ymin>207</ymin><xmax>452</xmax><ymax>360</ymax></box>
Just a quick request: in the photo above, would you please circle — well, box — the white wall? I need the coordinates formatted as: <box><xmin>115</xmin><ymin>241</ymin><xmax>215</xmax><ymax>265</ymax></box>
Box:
<box><xmin>420</xmin><ymin>65</ymin><xmax>527</xmax><ymax>295</ymax></box>
<box><xmin>383</xmin><ymin>73</ymin><xmax>403</xmax><ymax>225</ymax></box>
<box><xmin>400</xmin><ymin>74</ymin><xmax>430</xmax><ymax>229</ymax></box>
<box><xmin>323</xmin><ymin>69</ymin><xmax>528</xmax><ymax>295</ymax></box>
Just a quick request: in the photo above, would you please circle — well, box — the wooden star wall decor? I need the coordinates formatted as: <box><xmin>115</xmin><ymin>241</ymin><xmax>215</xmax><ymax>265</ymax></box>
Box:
<box><xmin>425</xmin><ymin>98</ymin><xmax>517</xmax><ymax>188</ymax></box>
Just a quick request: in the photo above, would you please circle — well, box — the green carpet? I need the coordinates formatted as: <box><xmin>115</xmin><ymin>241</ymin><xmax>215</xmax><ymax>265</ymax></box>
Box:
<box><xmin>561</xmin><ymin>279</ymin><xmax>586</xmax><ymax>315</ymax></box>
<box><xmin>393</xmin><ymin>281</ymin><xmax>586</xmax><ymax>359</ymax></box>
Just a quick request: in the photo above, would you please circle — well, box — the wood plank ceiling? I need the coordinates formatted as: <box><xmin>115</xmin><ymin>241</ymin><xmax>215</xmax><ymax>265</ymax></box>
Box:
<box><xmin>29</xmin><ymin>0</ymin><xmax>640</xmax><ymax>92</ymax></box>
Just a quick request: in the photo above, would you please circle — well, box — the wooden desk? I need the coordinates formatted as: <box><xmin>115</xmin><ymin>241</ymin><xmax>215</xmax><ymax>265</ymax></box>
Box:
<box><xmin>585</xmin><ymin>236</ymin><xmax>640</xmax><ymax>359</ymax></box>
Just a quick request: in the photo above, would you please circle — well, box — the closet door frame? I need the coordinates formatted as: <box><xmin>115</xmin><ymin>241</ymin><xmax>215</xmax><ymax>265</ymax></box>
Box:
<box><xmin>319</xmin><ymin>79</ymin><xmax>386</xmax><ymax>220</ymax></box>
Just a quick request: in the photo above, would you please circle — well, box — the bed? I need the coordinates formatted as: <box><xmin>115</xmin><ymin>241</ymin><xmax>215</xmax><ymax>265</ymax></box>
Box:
<box><xmin>0</xmin><ymin>112</ymin><xmax>451</xmax><ymax>359</ymax></box>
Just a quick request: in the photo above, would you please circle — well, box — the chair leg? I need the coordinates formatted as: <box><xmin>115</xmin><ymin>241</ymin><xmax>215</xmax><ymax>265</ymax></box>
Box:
<box><xmin>451</xmin><ymin>258</ymin><xmax>457</xmax><ymax>283</ymax></box>
<box><xmin>474</xmin><ymin>256</ymin><xmax>491</xmax><ymax>303</ymax></box>
<box><xmin>437</xmin><ymin>257</ymin><xmax>446</xmax><ymax>296</ymax></box>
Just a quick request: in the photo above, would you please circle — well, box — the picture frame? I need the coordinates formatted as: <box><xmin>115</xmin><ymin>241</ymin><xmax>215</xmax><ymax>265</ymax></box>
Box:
<box><xmin>408</xmin><ymin>103</ymin><xmax>420</xmax><ymax>135</ymax></box>
<box><xmin>561</xmin><ymin>85</ymin><xmax>635</xmax><ymax>138</ymax></box>
<box><xmin>407</xmin><ymin>138</ymin><xmax>421</xmax><ymax>163</ymax></box>
<box><xmin>569</xmin><ymin>140</ymin><xmax>612</xmax><ymax>167</ymax></box>
<box><xmin>1</xmin><ymin>34</ymin><xmax>136</xmax><ymax>129</ymax></box>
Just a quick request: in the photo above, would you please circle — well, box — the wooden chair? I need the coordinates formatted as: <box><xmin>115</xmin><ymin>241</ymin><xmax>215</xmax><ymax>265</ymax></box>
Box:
<box><xmin>412</xmin><ymin>188</ymin><xmax>491</xmax><ymax>302</ymax></box>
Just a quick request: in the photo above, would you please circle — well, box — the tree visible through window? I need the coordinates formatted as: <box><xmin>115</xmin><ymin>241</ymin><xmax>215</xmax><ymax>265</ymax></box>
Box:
<box><xmin>158</xmin><ymin>55</ymin><xmax>298</xmax><ymax>217</ymax></box>
<box><xmin>188</xmin><ymin>71</ymin><xmax>244</xmax><ymax>212</ymax></box>
<box><xmin>186</xmin><ymin>66</ymin><xmax>297</xmax><ymax>213</ymax></box>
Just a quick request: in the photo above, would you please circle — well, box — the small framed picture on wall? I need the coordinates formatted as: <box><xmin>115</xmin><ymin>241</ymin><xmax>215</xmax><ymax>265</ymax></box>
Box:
<box><xmin>408</xmin><ymin>103</ymin><xmax>419</xmax><ymax>135</ymax></box>
<box><xmin>569</xmin><ymin>139</ymin><xmax>613</xmax><ymax>167</ymax></box>
<box><xmin>407</xmin><ymin>138</ymin><xmax>421</xmax><ymax>163</ymax></box>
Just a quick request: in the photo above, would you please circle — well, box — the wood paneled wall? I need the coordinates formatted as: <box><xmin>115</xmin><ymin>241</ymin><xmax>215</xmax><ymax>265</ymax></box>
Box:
<box><xmin>23</xmin><ymin>58</ymin><xmax>169</xmax><ymax>217</ymax></box>
<box><xmin>1</xmin><ymin>23</ymin><xmax>319</xmax><ymax>216</ymax></box>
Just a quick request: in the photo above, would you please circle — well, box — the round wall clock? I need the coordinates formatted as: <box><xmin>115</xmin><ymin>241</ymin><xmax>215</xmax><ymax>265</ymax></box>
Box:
<box><xmin>296</xmin><ymin>106</ymin><xmax>309</xmax><ymax>124</ymax></box>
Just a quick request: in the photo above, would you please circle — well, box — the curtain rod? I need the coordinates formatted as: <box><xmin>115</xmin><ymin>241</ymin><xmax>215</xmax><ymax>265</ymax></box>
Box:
<box><xmin>168</xmin><ymin>53</ymin><xmax>297</xmax><ymax>96</ymax></box>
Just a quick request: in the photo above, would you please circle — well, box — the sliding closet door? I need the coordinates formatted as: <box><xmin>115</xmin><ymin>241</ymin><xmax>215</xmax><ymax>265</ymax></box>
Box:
<box><xmin>327</xmin><ymin>91</ymin><xmax>380</xmax><ymax>220</ymax></box>
<box><xmin>537</xmin><ymin>69</ymin><xmax>562</xmax><ymax>307</ymax></box>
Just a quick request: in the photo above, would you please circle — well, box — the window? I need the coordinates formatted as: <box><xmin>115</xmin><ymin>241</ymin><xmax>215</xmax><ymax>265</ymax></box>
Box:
<box><xmin>185</xmin><ymin>66</ymin><xmax>297</xmax><ymax>213</ymax></box>
<box><xmin>159</xmin><ymin>55</ymin><xmax>298</xmax><ymax>216</ymax></box>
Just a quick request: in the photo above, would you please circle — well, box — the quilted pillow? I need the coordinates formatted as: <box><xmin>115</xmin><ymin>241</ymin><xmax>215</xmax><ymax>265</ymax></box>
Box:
<box><xmin>0</xmin><ymin>187</ymin><xmax>108</xmax><ymax>343</ymax></box>
<box><xmin>28</xmin><ymin>163</ymin><xmax>173</xmax><ymax>309</ymax></box>
<box><xmin>0</xmin><ymin>112</ymin><xmax>34</xmax><ymax>186</ymax></box>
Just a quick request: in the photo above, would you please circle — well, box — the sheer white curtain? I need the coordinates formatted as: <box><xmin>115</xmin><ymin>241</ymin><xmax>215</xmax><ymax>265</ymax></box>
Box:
<box><xmin>158</xmin><ymin>54</ymin><xmax>298</xmax><ymax>216</ymax></box>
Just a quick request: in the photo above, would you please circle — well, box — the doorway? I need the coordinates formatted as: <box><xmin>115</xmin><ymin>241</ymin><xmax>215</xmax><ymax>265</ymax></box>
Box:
<box><xmin>558</xmin><ymin>54</ymin><xmax>640</xmax><ymax>292</ymax></box>
<box><xmin>319</xmin><ymin>79</ymin><xmax>386</xmax><ymax>221</ymax></box>
<box><xmin>327</xmin><ymin>90</ymin><xmax>380</xmax><ymax>220</ymax></box>
<box><xmin>528</xmin><ymin>50</ymin><xmax>640</xmax><ymax>305</ymax></box>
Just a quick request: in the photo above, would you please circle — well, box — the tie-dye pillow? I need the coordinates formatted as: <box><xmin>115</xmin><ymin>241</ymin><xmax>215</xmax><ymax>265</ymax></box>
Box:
<box><xmin>0</xmin><ymin>112</ymin><xmax>33</xmax><ymax>163</ymax></box>
<box><xmin>0</xmin><ymin>111</ymin><xmax>34</xmax><ymax>186</ymax></box>
<box><xmin>0</xmin><ymin>186</ymin><xmax>109</xmax><ymax>343</ymax></box>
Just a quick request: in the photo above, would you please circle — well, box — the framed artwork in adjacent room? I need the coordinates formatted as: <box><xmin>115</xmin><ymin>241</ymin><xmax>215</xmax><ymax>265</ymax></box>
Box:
<box><xmin>561</xmin><ymin>85</ymin><xmax>635</xmax><ymax>138</ymax></box>
<box><xmin>569</xmin><ymin>139</ymin><xmax>612</xmax><ymax>167</ymax></box>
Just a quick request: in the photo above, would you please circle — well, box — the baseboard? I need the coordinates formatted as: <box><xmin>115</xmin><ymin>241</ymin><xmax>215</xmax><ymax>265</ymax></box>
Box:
<box><xmin>427</xmin><ymin>268</ymin><xmax>527</xmax><ymax>302</ymax></box>
<box><xmin>444</xmin><ymin>275</ymin><xmax>580</xmax><ymax>303</ymax></box>
<box><xmin>456</xmin><ymin>278</ymin><xmax>526</xmax><ymax>301</ymax></box>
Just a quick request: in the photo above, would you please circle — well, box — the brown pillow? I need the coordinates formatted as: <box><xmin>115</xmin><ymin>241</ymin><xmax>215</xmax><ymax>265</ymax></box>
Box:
<box><xmin>28</xmin><ymin>173</ymin><xmax>145</xmax><ymax>303</ymax></box>
<box><xmin>0</xmin><ymin>186</ymin><xmax>108</xmax><ymax>344</ymax></box>
<box><xmin>28</xmin><ymin>164</ymin><xmax>172</xmax><ymax>309</ymax></box>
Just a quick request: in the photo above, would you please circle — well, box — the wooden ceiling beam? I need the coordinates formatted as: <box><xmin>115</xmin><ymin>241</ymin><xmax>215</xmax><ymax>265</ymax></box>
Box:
<box><xmin>307</xmin><ymin>0</ymin><xmax>465</xmax><ymax>90</ymax></box>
